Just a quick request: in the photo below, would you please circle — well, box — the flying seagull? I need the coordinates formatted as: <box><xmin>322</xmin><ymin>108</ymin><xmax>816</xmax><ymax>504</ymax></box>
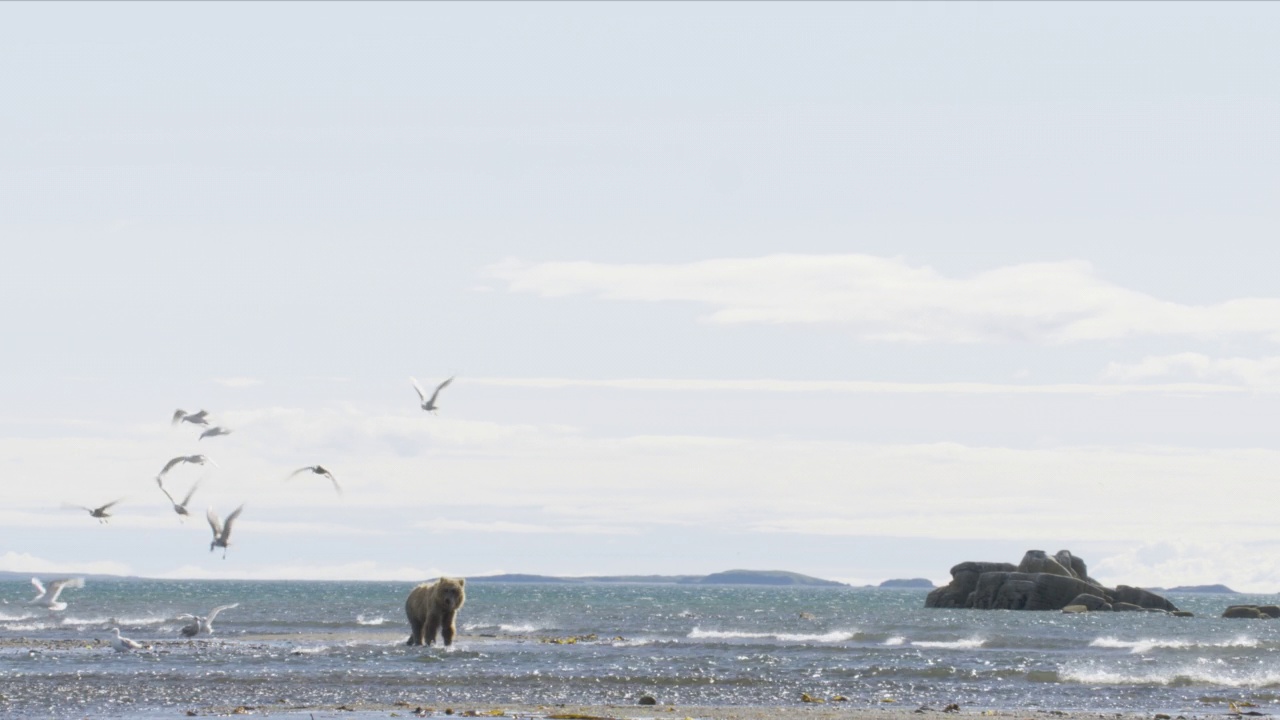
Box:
<box><xmin>176</xmin><ymin>603</ymin><xmax>240</xmax><ymax>637</ymax></box>
<box><xmin>157</xmin><ymin>454</ymin><xmax>216</xmax><ymax>479</ymax></box>
<box><xmin>172</xmin><ymin>409</ymin><xmax>210</xmax><ymax>426</ymax></box>
<box><xmin>28</xmin><ymin>577</ymin><xmax>85</xmax><ymax>611</ymax></box>
<box><xmin>288</xmin><ymin>465</ymin><xmax>342</xmax><ymax>495</ymax></box>
<box><xmin>109</xmin><ymin>627</ymin><xmax>145</xmax><ymax>652</ymax></box>
<box><xmin>207</xmin><ymin>504</ymin><xmax>245</xmax><ymax>559</ymax></box>
<box><xmin>199</xmin><ymin>426</ymin><xmax>232</xmax><ymax>441</ymax></box>
<box><xmin>157</xmin><ymin>478</ymin><xmax>201</xmax><ymax>519</ymax></box>
<box><xmin>411</xmin><ymin>376</ymin><xmax>454</xmax><ymax>414</ymax></box>
<box><xmin>68</xmin><ymin>499</ymin><xmax>123</xmax><ymax>523</ymax></box>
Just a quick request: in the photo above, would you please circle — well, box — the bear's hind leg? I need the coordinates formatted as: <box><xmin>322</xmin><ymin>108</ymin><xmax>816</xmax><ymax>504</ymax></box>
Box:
<box><xmin>406</xmin><ymin>616</ymin><xmax>425</xmax><ymax>646</ymax></box>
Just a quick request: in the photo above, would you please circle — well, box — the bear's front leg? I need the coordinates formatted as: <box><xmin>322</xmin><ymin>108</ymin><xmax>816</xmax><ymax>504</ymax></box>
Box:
<box><xmin>441</xmin><ymin>609</ymin><xmax>457</xmax><ymax>646</ymax></box>
<box><xmin>424</xmin><ymin>615</ymin><xmax>441</xmax><ymax>646</ymax></box>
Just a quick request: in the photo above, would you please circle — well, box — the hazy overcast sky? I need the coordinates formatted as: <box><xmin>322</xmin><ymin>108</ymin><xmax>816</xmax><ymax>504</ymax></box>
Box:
<box><xmin>3</xmin><ymin>2</ymin><xmax>1280</xmax><ymax>591</ymax></box>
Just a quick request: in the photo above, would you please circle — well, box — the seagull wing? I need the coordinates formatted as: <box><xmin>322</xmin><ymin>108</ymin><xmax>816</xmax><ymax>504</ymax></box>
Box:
<box><xmin>410</xmin><ymin>377</ymin><xmax>427</xmax><ymax>404</ymax></box>
<box><xmin>179</xmin><ymin>480</ymin><xmax>201</xmax><ymax>506</ymax></box>
<box><xmin>206</xmin><ymin>603</ymin><xmax>239</xmax><ymax>622</ymax></box>
<box><xmin>156</xmin><ymin>479</ymin><xmax>177</xmax><ymax>505</ymax></box>
<box><xmin>172</xmin><ymin>409</ymin><xmax>186</xmax><ymax>425</ymax></box>
<box><xmin>30</xmin><ymin>577</ymin><xmax>46</xmax><ymax>596</ymax></box>
<box><xmin>327</xmin><ymin>473</ymin><xmax>343</xmax><ymax>496</ymax></box>
<box><xmin>287</xmin><ymin>466</ymin><xmax>313</xmax><ymax>479</ymax></box>
<box><xmin>427</xmin><ymin>376</ymin><xmax>455</xmax><ymax>405</ymax></box>
<box><xmin>221</xmin><ymin>504</ymin><xmax>245</xmax><ymax>540</ymax></box>
<box><xmin>159</xmin><ymin>456</ymin><xmax>184</xmax><ymax>476</ymax></box>
<box><xmin>207</xmin><ymin>508</ymin><xmax>223</xmax><ymax>537</ymax></box>
<box><xmin>97</xmin><ymin>498</ymin><xmax>124</xmax><ymax>513</ymax></box>
<box><xmin>45</xmin><ymin>578</ymin><xmax>83</xmax><ymax>603</ymax></box>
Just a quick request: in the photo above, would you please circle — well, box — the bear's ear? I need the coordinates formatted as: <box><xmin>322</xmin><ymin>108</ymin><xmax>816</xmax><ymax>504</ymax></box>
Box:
<box><xmin>458</xmin><ymin>578</ymin><xmax>465</xmax><ymax>586</ymax></box>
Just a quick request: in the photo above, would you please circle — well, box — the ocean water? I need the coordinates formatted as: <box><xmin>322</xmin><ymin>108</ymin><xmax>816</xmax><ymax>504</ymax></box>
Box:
<box><xmin>1</xmin><ymin>579</ymin><xmax>1279</xmax><ymax>718</ymax></box>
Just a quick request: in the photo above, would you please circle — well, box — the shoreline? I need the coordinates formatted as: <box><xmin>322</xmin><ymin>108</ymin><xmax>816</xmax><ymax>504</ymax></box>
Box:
<box><xmin>185</xmin><ymin>703</ymin><xmax>1216</xmax><ymax>720</ymax></box>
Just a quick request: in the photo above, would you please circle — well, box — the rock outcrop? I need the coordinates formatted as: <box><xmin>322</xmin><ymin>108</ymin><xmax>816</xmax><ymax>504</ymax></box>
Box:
<box><xmin>925</xmin><ymin>549</ymin><xmax>1178</xmax><ymax>613</ymax></box>
<box><xmin>1223</xmin><ymin>605</ymin><xmax>1280</xmax><ymax>619</ymax></box>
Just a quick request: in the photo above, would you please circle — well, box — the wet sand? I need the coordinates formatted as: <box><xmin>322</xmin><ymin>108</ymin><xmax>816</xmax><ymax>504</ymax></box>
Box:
<box><xmin>188</xmin><ymin>702</ymin><xmax>1216</xmax><ymax>720</ymax></box>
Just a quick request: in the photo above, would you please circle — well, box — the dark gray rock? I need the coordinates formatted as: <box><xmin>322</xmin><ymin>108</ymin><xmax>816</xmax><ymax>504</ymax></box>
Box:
<box><xmin>1223</xmin><ymin>606</ymin><xmax>1267</xmax><ymax>619</ymax></box>
<box><xmin>1112</xmin><ymin>602</ymin><xmax>1145</xmax><ymax>612</ymax></box>
<box><xmin>1068</xmin><ymin>593</ymin><xmax>1112</xmax><ymax>611</ymax></box>
<box><xmin>1112</xmin><ymin>585</ymin><xmax>1179</xmax><ymax>612</ymax></box>
<box><xmin>1018</xmin><ymin>550</ymin><xmax>1074</xmax><ymax>578</ymax></box>
<box><xmin>925</xmin><ymin>562</ymin><xmax>1017</xmax><ymax>608</ymax></box>
<box><xmin>969</xmin><ymin>572</ymin><xmax>1114</xmax><ymax>611</ymax></box>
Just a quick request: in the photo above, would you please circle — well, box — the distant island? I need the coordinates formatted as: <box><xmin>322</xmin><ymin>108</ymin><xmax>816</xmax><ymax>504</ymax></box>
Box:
<box><xmin>878</xmin><ymin>578</ymin><xmax>935</xmax><ymax>589</ymax></box>
<box><xmin>468</xmin><ymin>569</ymin><xmax>847</xmax><ymax>587</ymax></box>
<box><xmin>1148</xmin><ymin>584</ymin><xmax>1240</xmax><ymax>594</ymax></box>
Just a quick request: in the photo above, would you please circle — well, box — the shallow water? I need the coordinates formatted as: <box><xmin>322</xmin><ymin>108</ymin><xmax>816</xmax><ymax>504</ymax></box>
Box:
<box><xmin>1</xmin><ymin>579</ymin><xmax>1278</xmax><ymax>718</ymax></box>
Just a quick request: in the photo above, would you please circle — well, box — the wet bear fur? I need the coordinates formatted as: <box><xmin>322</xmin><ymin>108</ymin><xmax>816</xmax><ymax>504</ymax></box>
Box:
<box><xmin>405</xmin><ymin>577</ymin><xmax>466</xmax><ymax>646</ymax></box>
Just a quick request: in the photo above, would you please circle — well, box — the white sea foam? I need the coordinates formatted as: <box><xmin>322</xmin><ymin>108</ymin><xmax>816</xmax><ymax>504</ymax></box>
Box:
<box><xmin>290</xmin><ymin>644</ymin><xmax>330</xmax><ymax>655</ymax></box>
<box><xmin>1</xmin><ymin>621</ymin><xmax>54</xmax><ymax>632</ymax></box>
<box><xmin>0</xmin><ymin>611</ymin><xmax>38</xmax><ymax>622</ymax></box>
<box><xmin>462</xmin><ymin>621</ymin><xmax>543</xmax><ymax>634</ymax></box>
<box><xmin>59</xmin><ymin>615</ymin><xmax>168</xmax><ymax>628</ymax></box>
<box><xmin>356</xmin><ymin>614</ymin><xmax>386</xmax><ymax>626</ymax></box>
<box><xmin>911</xmin><ymin>637</ymin><xmax>985</xmax><ymax>649</ymax></box>
<box><xmin>1062</xmin><ymin>664</ymin><xmax>1280</xmax><ymax>688</ymax></box>
<box><xmin>1090</xmin><ymin>635</ymin><xmax>1260</xmax><ymax>654</ymax></box>
<box><xmin>688</xmin><ymin>628</ymin><xmax>855</xmax><ymax>643</ymax></box>
<box><xmin>882</xmin><ymin>636</ymin><xmax>906</xmax><ymax>646</ymax></box>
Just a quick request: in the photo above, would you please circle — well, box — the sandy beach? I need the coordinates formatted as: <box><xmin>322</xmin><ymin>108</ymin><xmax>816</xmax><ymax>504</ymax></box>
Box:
<box><xmin>185</xmin><ymin>703</ymin><xmax>1204</xmax><ymax>720</ymax></box>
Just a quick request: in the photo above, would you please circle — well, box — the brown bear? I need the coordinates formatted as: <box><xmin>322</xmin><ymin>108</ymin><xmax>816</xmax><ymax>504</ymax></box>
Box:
<box><xmin>405</xmin><ymin>577</ymin><xmax>466</xmax><ymax>646</ymax></box>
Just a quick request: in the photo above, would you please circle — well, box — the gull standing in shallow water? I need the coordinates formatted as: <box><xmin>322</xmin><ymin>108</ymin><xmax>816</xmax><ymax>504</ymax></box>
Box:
<box><xmin>28</xmin><ymin>577</ymin><xmax>84</xmax><ymax>611</ymax></box>
<box><xmin>199</xmin><ymin>426</ymin><xmax>232</xmax><ymax>441</ymax></box>
<box><xmin>207</xmin><ymin>504</ymin><xmax>245</xmax><ymax>558</ymax></box>
<box><xmin>157</xmin><ymin>454</ymin><xmax>216</xmax><ymax>480</ymax></box>
<box><xmin>157</xmin><ymin>478</ymin><xmax>201</xmax><ymax>519</ymax></box>
<box><xmin>172</xmin><ymin>409</ymin><xmax>210</xmax><ymax>426</ymax></box>
<box><xmin>109</xmin><ymin>627</ymin><xmax>145</xmax><ymax>652</ymax></box>
<box><xmin>177</xmin><ymin>603</ymin><xmax>239</xmax><ymax>637</ymax></box>
<box><xmin>288</xmin><ymin>465</ymin><xmax>342</xmax><ymax>495</ymax></box>
<box><xmin>411</xmin><ymin>376</ymin><xmax>454</xmax><ymax>414</ymax></box>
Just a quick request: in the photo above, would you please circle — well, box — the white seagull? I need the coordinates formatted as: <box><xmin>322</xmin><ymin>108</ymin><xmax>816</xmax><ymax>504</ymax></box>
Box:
<box><xmin>109</xmin><ymin>627</ymin><xmax>145</xmax><ymax>652</ymax></box>
<box><xmin>28</xmin><ymin>577</ymin><xmax>84</xmax><ymax>611</ymax></box>
<box><xmin>207</xmin><ymin>504</ymin><xmax>245</xmax><ymax>558</ymax></box>
<box><xmin>157</xmin><ymin>454</ymin><xmax>216</xmax><ymax>480</ymax></box>
<box><xmin>172</xmin><ymin>409</ymin><xmax>210</xmax><ymax>426</ymax></box>
<box><xmin>199</xmin><ymin>426</ymin><xmax>232</xmax><ymax>441</ymax></box>
<box><xmin>68</xmin><ymin>498</ymin><xmax>123</xmax><ymax>523</ymax></box>
<box><xmin>288</xmin><ymin>465</ymin><xmax>342</xmax><ymax>495</ymax></box>
<box><xmin>177</xmin><ymin>603</ymin><xmax>240</xmax><ymax>637</ymax></box>
<box><xmin>157</xmin><ymin>477</ymin><xmax>201</xmax><ymax>519</ymax></box>
<box><xmin>411</xmin><ymin>376</ymin><xmax>455</xmax><ymax>414</ymax></box>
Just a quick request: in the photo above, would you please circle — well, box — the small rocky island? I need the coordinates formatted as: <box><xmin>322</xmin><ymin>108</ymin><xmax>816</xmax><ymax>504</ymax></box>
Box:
<box><xmin>925</xmin><ymin>549</ymin><xmax>1184</xmax><ymax>614</ymax></box>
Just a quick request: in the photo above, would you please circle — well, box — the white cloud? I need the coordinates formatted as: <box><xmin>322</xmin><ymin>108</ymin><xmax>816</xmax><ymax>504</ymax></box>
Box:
<box><xmin>487</xmin><ymin>255</ymin><xmax>1280</xmax><ymax>344</ymax></box>
<box><xmin>211</xmin><ymin>377</ymin><xmax>263</xmax><ymax>388</ymax></box>
<box><xmin>413</xmin><ymin>518</ymin><xmax>639</xmax><ymax>535</ymax></box>
<box><xmin>469</xmin><ymin>376</ymin><xmax>1246</xmax><ymax>395</ymax></box>
<box><xmin>1092</xmin><ymin>541</ymin><xmax>1280</xmax><ymax>594</ymax></box>
<box><xmin>0</xmin><ymin>551</ymin><xmax>133</xmax><ymax>578</ymax></box>
<box><xmin>1105</xmin><ymin>353</ymin><xmax>1280</xmax><ymax>388</ymax></box>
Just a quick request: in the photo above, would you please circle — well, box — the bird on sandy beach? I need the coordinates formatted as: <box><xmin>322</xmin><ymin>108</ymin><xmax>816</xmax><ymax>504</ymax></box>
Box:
<box><xmin>176</xmin><ymin>603</ymin><xmax>239</xmax><ymax>637</ymax></box>
<box><xmin>28</xmin><ymin>577</ymin><xmax>84</xmax><ymax>611</ymax></box>
<box><xmin>157</xmin><ymin>454</ymin><xmax>216</xmax><ymax>480</ymax></box>
<box><xmin>207</xmin><ymin>504</ymin><xmax>245</xmax><ymax>559</ymax></box>
<box><xmin>68</xmin><ymin>499</ymin><xmax>123</xmax><ymax>523</ymax></box>
<box><xmin>199</xmin><ymin>426</ymin><xmax>232</xmax><ymax>441</ymax></box>
<box><xmin>411</xmin><ymin>376</ymin><xmax>454</xmax><ymax>414</ymax></box>
<box><xmin>172</xmin><ymin>409</ymin><xmax>210</xmax><ymax>426</ymax></box>
<box><xmin>108</xmin><ymin>627</ymin><xmax>145</xmax><ymax>652</ymax></box>
<box><xmin>157</xmin><ymin>478</ymin><xmax>201</xmax><ymax>519</ymax></box>
<box><xmin>288</xmin><ymin>465</ymin><xmax>342</xmax><ymax>495</ymax></box>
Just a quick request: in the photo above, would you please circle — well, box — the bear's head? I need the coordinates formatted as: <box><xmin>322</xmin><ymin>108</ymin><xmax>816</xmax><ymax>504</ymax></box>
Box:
<box><xmin>435</xmin><ymin>577</ymin><xmax>466</xmax><ymax>610</ymax></box>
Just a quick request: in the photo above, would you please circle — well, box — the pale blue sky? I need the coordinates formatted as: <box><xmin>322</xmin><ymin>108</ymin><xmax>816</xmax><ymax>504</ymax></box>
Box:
<box><xmin>3</xmin><ymin>2</ymin><xmax>1280</xmax><ymax>590</ymax></box>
